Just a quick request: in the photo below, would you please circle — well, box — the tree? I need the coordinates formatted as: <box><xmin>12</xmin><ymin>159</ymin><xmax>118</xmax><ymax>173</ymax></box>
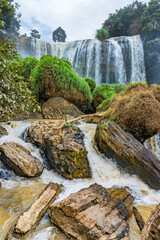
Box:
<box><xmin>52</xmin><ymin>27</ymin><xmax>67</xmax><ymax>42</ymax></box>
<box><xmin>141</xmin><ymin>0</ymin><xmax>160</xmax><ymax>37</ymax></box>
<box><xmin>0</xmin><ymin>0</ymin><xmax>21</xmax><ymax>40</ymax></box>
<box><xmin>96</xmin><ymin>28</ymin><xmax>109</xmax><ymax>41</ymax></box>
<box><xmin>30</xmin><ymin>29</ymin><xmax>41</xmax><ymax>39</ymax></box>
<box><xmin>101</xmin><ymin>1</ymin><xmax>147</xmax><ymax>37</ymax></box>
<box><xmin>0</xmin><ymin>38</ymin><xmax>39</xmax><ymax>121</ymax></box>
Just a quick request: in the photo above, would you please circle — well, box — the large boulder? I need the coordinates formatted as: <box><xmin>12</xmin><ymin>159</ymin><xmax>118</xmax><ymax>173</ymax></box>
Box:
<box><xmin>102</xmin><ymin>83</ymin><xmax>160</xmax><ymax>143</ymax></box>
<box><xmin>50</xmin><ymin>183</ymin><xmax>134</xmax><ymax>240</ymax></box>
<box><xmin>95</xmin><ymin>121</ymin><xmax>160</xmax><ymax>190</ymax></box>
<box><xmin>42</xmin><ymin>97</ymin><xmax>83</xmax><ymax>119</ymax></box>
<box><xmin>32</xmin><ymin>55</ymin><xmax>92</xmax><ymax>111</ymax></box>
<box><xmin>0</xmin><ymin>142</ymin><xmax>43</xmax><ymax>177</ymax></box>
<box><xmin>26</xmin><ymin>121</ymin><xmax>91</xmax><ymax>179</ymax></box>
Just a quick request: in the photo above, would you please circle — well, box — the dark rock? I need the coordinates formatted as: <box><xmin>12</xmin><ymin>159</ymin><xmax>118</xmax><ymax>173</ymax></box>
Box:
<box><xmin>42</xmin><ymin>97</ymin><xmax>83</xmax><ymax>119</ymax></box>
<box><xmin>0</xmin><ymin>126</ymin><xmax>7</xmax><ymax>138</ymax></box>
<box><xmin>26</xmin><ymin>121</ymin><xmax>91</xmax><ymax>179</ymax></box>
<box><xmin>140</xmin><ymin>203</ymin><xmax>160</xmax><ymax>240</ymax></box>
<box><xmin>95</xmin><ymin>121</ymin><xmax>160</xmax><ymax>190</ymax></box>
<box><xmin>0</xmin><ymin>142</ymin><xmax>43</xmax><ymax>177</ymax></box>
<box><xmin>50</xmin><ymin>183</ymin><xmax>134</xmax><ymax>240</ymax></box>
<box><xmin>133</xmin><ymin>206</ymin><xmax>145</xmax><ymax>231</ymax></box>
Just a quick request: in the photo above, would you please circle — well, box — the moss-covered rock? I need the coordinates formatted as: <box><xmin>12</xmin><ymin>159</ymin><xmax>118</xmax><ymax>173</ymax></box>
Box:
<box><xmin>31</xmin><ymin>56</ymin><xmax>92</xmax><ymax>111</ymax></box>
<box><xmin>103</xmin><ymin>83</ymin><xmax>160</xmax><ymax>142</ymax></box>
<box><xmin>92</xmin><ymin>83</ymin><xmax>126</xmax><ymax>109</ymax></box>
<box><xmin>21</xmin><ymin>57</ymin><xmax>39</xmax><ymax>80</ymax></box>
<box><xmin>83</xmin><ymin>77</ymin><xmax>96</xmax><ymax>92</ymax></box>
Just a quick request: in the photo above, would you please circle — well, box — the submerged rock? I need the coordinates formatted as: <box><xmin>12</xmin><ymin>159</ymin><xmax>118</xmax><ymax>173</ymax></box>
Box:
<box><xmin>26</xmin><ymin>121</ymin><xmax>91</xmax><ymax>179</ymax></box>
<box><xmin>50</xmin><ymin>183</ymin><xmax>134</xmax><ymax>240</ymax></box>
<box><xmin>140</xmin><ymin>203</ymin><xmax>160</xmax><ymax>240</ymax></box>
<box><xmin>0</xmin><ymin>142</ymin><xmax>43</xmax><ymax>177</ymax></box>
<box><xmin>6</xmin><ymin>182</ymin><xmax>61</xmax><ymax>239</ymax></box>
<box><xmin>95</xmin><ymin>121</ymin><xmax>160</xmax><ymax>190</ymax></box>
<box><xmin>42</xmin><ymin>97</ymin><xmax>83</xmax><ymax>119</ymax></box>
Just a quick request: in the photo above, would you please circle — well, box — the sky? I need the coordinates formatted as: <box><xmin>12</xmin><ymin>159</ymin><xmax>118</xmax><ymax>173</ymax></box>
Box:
<box><xmin>15</xmin><ymin>0</ymin><xmax>150</xmax><ymax>42</ymax></box>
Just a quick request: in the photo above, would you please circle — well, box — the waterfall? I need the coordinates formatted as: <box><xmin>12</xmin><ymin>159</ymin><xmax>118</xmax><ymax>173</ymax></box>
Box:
<box><xmin>17</xmin><ymin>35</ymin><xmax>146</xmax><ymax>85</ymax></box>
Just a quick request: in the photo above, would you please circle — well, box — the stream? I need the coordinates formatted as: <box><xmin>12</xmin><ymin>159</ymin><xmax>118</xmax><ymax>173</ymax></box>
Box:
<box><xmin>0</xmin><ymin>120</ymin><xmax>160</xmax><ymax>240</ymax></box>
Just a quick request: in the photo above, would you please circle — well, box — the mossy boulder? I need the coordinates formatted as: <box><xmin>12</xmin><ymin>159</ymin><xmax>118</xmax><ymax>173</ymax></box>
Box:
<box><xmin>92</xmin><ymin>83</ymin><xmax>126</xmax><ymax>110</ymax></box>
<box><xmin>31</xmin><ymin>56</ymin><xmax>92</xmax><ymax>111</ymax></box>
<box><xmin>83</xmin><ymin>77</ymin><xmax>96</xmax><ymax>92</ymax></box>
<box><xmin>103</xmin><ymin>83</ymin><xmax>160</xmax><ymax>142</ymax></box>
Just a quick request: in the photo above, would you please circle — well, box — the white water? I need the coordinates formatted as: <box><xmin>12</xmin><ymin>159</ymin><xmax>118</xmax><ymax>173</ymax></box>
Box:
<box><xmin>17</xmin><ymin>35</ymin><xmax>146</xmax><ymax>85</ymax></box>
<box><xmin>0</xmin><ymin>121</ymin><xmax>160</xmax><ymax>239</ymax></box>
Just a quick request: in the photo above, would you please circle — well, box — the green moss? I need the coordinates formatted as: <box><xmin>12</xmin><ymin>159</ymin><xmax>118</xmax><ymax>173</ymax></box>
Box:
<box><xmin>127</xmin><ymin>81</ymin><xmax>147</xmax><ymax>90</ymax></box>
<box><xmin>83</xmin><ymin>77</ymin><xmax>96</xmax><ymax>91</ymax></box>
<box><xmin>109</xmin><ymin>114</ymin><xmax>117</xmax><ymax>122</ymax></box>
<box><xmin>93</xmin><ymin>83</ymin><xmax>126</xmax><ymax>109</ymax></box>
<box><xmin>21</xmin><ymin>56</ymin><xmax>39</xmax><ymax>80</ymax></box>
<box><xmin>31</xmin><ymin>55</ymin><xmax>92</xmax><ymax>104</ymax></box>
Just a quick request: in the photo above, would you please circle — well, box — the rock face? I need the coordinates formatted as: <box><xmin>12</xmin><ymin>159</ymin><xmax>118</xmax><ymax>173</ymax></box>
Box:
<box><xmin>0</xmin><ymin>126</ymin><xmax>7</xmax><ymax>138</ymax></box>
<box><xmin>42</xmin><ymin>97</ymin><xmax>83</xmax><ymax>119</ymax></box>
<box><xmin>50</xmin><ymin>183</ymin><xmax>134</xmax><ymax>240</ymax></box>
<box><xmin>95</xmin><ymin>121</ymin><xmax>160</xmax><ymax>190</ymax></box>
<box><xmin>0</xmin><ymin>142</ymin><xmax>43</xmax><ymax>177</ymax></box>
<box><xmin>103</xmin><ymin>84</ymin><xmax>160</xmax><ymax>143</ymax></box>
<box><xmin>26</xmin><ymin>121</ymin><xmax>91</xmax><ymax>179</ymax></box>
<box><xmin>140</xmin><ymin>203</ymin><xmax>160</xmax><ymax>240</ymax></box>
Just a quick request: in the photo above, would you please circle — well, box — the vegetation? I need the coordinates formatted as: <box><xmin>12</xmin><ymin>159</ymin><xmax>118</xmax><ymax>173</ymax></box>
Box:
<box><xmin>127</xmin><ymin>81</ymin><xmax>148</xmax><ymax>90</ymax></box>
<box><xmin>21</xmin><ymin>56</ymin><xmax>39</xmax><ymax>81</ymax></box>
<box><xmin>0</xmin><ymin>38</ymin><xmax>40</xmax><ymax>121</ymax></box>
<box><xmin>52</xmin><ymin>27</ymin><xmax>67</xmax><ymax>42</ymax></box>
<box><xmin>30</xmin><ymin>29</ymin><xmax>41</xmax><ymax>39</ymax></box>
<box><xmin>84</xmin><ymin>77</ymin><xmax>96</xmax><ymax>91</ymax></box>
<box><xmin>0</xmin><ymin>0</ymin><xmax>21</xmax><ymax>40</ymax></box>
<box><xmin>96</xmin><ymin>28</ymin><xmax>109</xmax><ymax>41</ymax></box>
<box><xmin>92</xmin><ymin>83</ymin><xmax>126</xmax><ymax>109</ymax></box>
<box><xmin>32</xmin><ymin>55</ymin><xmax>92</xmax><ymax>104</ymax></box>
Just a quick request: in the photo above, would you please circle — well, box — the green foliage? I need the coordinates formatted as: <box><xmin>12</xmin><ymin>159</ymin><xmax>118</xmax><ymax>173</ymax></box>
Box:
<box><xmin>97</xmin><ymin>94</ymin><xmax>116</xmax><ymax>112</ymax></box>
<box><xmin>101</xmin><ymin>1</ymin><xmax>147</xmax><ymax>37</ymax></box>
<box><xmin>0</xmin><ymin>0</ymin><xmax>21</xmax><ymax>40</ymax></box>
<box><xmin>30</xmin><ymin>29</ymin><xmax>41</xmax><ymax>39</ymax></box>
<box><xmin>21</xmin><ymin>56</ymin><xmax>39</xmax><ymax>80</ymax></box>
<box><xmin>96</xmin><ymin>28</ymin><xmax>109</xmax><ymax>41</ymax></box>
<box><xmin>32</xmin><ymin>55</ymin><xmax>92</xmax><ymax>104</ymax></box>
<box><xmin>92</xmin><ymin>83</ymin><xmax>126</xmax><ymax>109</ymax></box>
<box><xmin>52</xmin><ymin>27</ymin><xmax>67</xmax><ymax>42</ymax></box>
<box><xmin>141</xmin><ymin>0</ymin><xmax>160</xmax><ymax>36</ymax></box>
<box><xmin>83</xmin><ymin>77</ymin><xmax>96</xmax><ymax>91</ymax></box>
<box><xmin>0</xmin><ymin>38</ymin><xmax>40</xmax><ymax>121</ymax></box>
<box><xmin>127</xmin><ymin>81</ymin><xmax>148</xmax><ymax>90</ymax></box>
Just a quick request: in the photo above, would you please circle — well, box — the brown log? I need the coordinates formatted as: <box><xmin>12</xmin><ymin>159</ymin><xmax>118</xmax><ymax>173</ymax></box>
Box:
<box><xmin>133</xmin><ymin>206</ymin><xmax>145</xmax><ymax>231</ymax></box>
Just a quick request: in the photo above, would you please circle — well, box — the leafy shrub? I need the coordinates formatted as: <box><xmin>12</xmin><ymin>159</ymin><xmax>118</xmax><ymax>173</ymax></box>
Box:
<box><xmin>32</xmin><ymin>55</ymin><xmax>92</xmax><ymax>105</ymax></box>
<box><xmin>84</xmin><ymin>77</ymin><xmax>96</xmax><ymax>91</ymax></box>
<box><xmin>0</xmin><ymin>38</ymin><xmax>40</xmax><ymax>121</ymax></box>
<box><xmin>21</xmin><ymin>56</ymin><xmax>39</xmax><ymax>80</ymax></box>
<box><xmin>92</xmin><ymin>83</ymin><xmax>126</xmax><ymax>109</ymax></box>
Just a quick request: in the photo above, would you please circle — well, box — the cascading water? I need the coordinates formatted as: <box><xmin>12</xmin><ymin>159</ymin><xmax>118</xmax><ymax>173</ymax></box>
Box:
<box><xmin>17</xmin><ymin>35</ymin><xmax>146</xmax><ymax>85</ymax></box>
<box><xmin>0</xmin><ymin>121</ymin><xmax>160</xmax><ymax>240</ymax></box>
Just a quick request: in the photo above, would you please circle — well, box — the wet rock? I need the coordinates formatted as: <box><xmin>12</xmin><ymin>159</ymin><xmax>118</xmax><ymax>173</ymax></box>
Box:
<box><xmin>95</xmin><ymin>121</ymin><xmax>160</xmax><ymax>190</ymax></box>
<box><xmin>140</xmin><ymin>203</ymin><xmax>160</xmax><ymax>240</ymax></box>
<box><xmin>6</xmin><ymin>182</ymin><xmax>61</xmax><ymax>239</ymax></box>
<box><xmin>0</xmin><ymin>142</ymin><xmax>43</xmax><ymax>177</ymax></box>
<box><xmin>0</xmin><ymin>126</ymin><xmax>7</xmax><ymax>138</ymax></box>
<box><xmin>42</xmin><ymin>97</ymin><xmax>83</xmax><ymax>119</ymax></box>
<box><xmin>26</xmin><ymin>121</ymin><xmax>91</xmax><ymax>179</ymax></box>
<box><xmin>133</xmin><ymin>206</ymin><xmax>145</xmax><ymax>231</ymax></box>
<box><xmin>50</xmin><ymin>183</ymin><xmax>134</xmax><ymax>240</ymax></box>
